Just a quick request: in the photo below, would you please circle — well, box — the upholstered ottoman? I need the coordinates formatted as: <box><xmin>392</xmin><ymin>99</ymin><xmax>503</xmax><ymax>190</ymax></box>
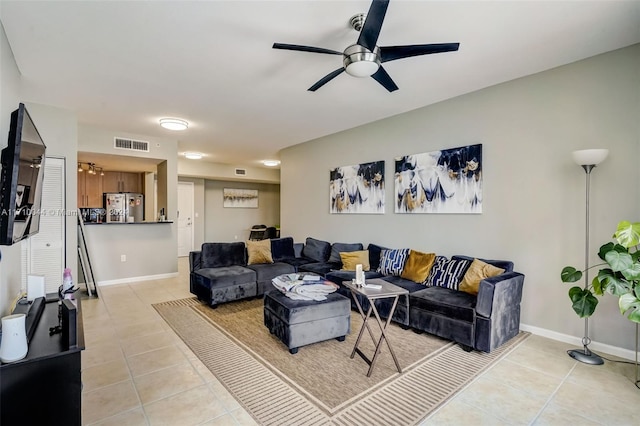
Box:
<box><xmin>263</xmin><ymin>291</ymin><xmax>350</xmax><ymax>354</ymax></box>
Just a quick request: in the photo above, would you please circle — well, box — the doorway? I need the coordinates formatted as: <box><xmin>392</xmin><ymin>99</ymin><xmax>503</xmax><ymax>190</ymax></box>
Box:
<box><xmin>177</xmin><ymin>181</ymin><xmax>194</xmax><ymax>257</ymax></box>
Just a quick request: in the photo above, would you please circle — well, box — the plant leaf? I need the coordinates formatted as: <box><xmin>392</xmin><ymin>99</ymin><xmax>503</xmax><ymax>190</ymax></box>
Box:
<box><xmin>619</xmin><ymin>293</ymin><xmax>640</xmax><ymax>323</ymax></box>
<box><xmin>561</xmin><ymin>267</ymin><xmax>582</xmax><ymax>283</ymax></box>
<box><xmin>569</xmin><ymin>286</ymin><xmax>598</xmax><ymax>317</ymax></box>
<box><xmin>605</xmin><ymin>250</ymin><xmax>633</xmax><ymax>272</ymax></box>
<box><xmin>614</xmin><ymin>221</ymin><xmax>640</xmax><ymax>248</ymax></box>
<box><xmin>598</xmin><ymin>242</ymin><xmax>616</xmax><ymax>261</ymax></box>
<box><xmin>621</xmin><ymin>261</ymin><xmax>640</xmax><ymax>281</ymax></box>
<box><xmin>592</xmin><ymin>275</ymin><xmax>603</xmax><ymax>295</ymax></box>
<box><xmin>598</xmin><ymin>269</ymin><xmax>632</xmax><ymax>296</ymax></box>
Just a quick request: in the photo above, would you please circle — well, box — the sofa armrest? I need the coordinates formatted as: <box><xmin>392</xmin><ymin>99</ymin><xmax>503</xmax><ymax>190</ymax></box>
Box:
<box><xmin>189</xmin><ymin>251</ymin><xmax>202</xmax><ymax>273</ymax></box>
<box><xmin>476</xmin><ymin>272</ymin><xmax>524</xmax><ymax>318</ymax></box>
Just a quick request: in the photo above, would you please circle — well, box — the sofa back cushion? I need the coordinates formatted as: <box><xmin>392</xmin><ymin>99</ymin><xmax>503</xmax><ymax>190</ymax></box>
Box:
<box><xmin>201</xmin><ymin>242</ymin><xmax>246</xmax><ymax>268</ymax></box>
<box><xmin>367</xmin><ymin>243</ymin><xmax>389</xmax><ymax>271</ymax></box>
<box><xmin>425</xmin><ymin>256</ymin><xmax>471</xmax><ymax>290</ymax></box>
<box><xmin>328</xmin><ymin>242</ymin><xmax>364</xmax><ymax>263</ymax></box>
<box><xmin>302</xmin><ymin>237</ymin><xmax>331</xmax><ymax>262</ymax></box>
<box><xmin>377</xmin><ymin>248</ymin><xmax>410</xmax><ymax>276</ymax></box>
<box><xmin>271</xmin><ymin>237</ymin><xmax>295</xmax><ymax>261</ymax></box>
<box><xmin>452</xmin><ymin>255</ymin><xmax>513</xmax><ymax>273</ymax></box>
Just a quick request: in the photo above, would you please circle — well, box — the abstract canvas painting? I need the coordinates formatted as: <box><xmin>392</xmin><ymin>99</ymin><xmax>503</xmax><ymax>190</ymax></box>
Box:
<box><xmin>330</xmin><ymin>160</ymin><xmax>385</xmax><ymax>214</ymax></box>
<box><xmin>223</xmin><ymin>188</ymin><xmax>258</xmax><ymax>208</ymax></box>
<box><xmin>395</xmin><ymin>144</ymin><xmax>482</xmax><ymax>214</ymax></box>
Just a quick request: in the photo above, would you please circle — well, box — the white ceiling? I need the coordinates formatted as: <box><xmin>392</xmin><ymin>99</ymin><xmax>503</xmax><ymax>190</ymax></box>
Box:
<box><xmin>2</xmin><ymin>1</ymin><xmax>639</xmax><ymax>169</ymax></box>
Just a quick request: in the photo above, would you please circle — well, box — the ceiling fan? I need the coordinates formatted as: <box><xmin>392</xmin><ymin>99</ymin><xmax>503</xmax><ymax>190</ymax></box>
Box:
<box><xmin>273</xmin><ymin>0</ymin><xmax>460</xmax><ymax>92</ymax></box>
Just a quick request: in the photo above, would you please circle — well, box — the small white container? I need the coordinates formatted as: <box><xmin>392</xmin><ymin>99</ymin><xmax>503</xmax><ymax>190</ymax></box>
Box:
<box><xmin>0</xmin><ymin>313</ymin><xmax>28</xmax><ymax>363</ymax></box>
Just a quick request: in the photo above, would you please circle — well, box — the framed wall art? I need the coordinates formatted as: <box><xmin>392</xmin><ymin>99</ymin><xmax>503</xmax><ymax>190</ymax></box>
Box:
<box><xmin>330</xmin><ymin>160</ymin><xmax>385</xmax><ymax>214</ymax></box>
<box><xmin>395</xmin><ymin>144</ymin><xmax>482</xmax><ymax>214</ymax></box>
<box><xmin>223</xmin><ymin>188</ymin><xmax>258</xmax><ymax>208</ymax></box>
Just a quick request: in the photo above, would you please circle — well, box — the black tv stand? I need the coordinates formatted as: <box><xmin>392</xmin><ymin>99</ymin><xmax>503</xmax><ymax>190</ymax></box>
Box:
<box><xmin>0</xmin><ymin>295</ymin><xmax>84</xmax><ymax>426</ymax></box>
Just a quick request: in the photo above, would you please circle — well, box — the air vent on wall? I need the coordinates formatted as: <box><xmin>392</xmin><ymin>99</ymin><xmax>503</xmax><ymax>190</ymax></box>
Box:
<box><xmin>235</xmin><ymin>168</ymin><xmax>247</xmax><ymax>176</ymax></box>
<box><xmin>114</xmin><ymin>137</ymin><xmax>149</xmax><ymax>152</ymax></box>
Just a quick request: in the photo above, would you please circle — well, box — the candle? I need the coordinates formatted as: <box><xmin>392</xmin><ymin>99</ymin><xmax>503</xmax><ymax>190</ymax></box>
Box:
<box><xmin>356</xmin><ymin>264</ymin><xmax>363</xmax><ymax>284</ymax></box>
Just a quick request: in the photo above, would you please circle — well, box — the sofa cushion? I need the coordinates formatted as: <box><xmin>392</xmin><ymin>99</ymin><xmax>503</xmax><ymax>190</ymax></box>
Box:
<box><xmin>367</xmin><ymin>243</ymin><xmax>389</xmax><ymax>271</ymax></box>
<box><xmin>201</xmin><ymin>242</ymin><xmax>246</xmax><ymax>268</ymax></box>
<box><xmin>425</xmin><ymin>256</ymin><xmax>471</xmax><ymax>290</ymax></box>
<box><xmin>271</xmin><ymin>237</ymin><xmax>295</xmax><ymax>262</ymax></box>
<box><xmin>410</xmin><ymin>286</ymin><xmax>477</xmax><ymax>323</ymax></box>
<box><xmin>302</xmin><ymin>237</ymin><xmax>331</xmax><ymax>262</ymax></box>
<box><xmin>380</xmin><ymin>275</ymin><xmax>428</xmax><ymax>293</ymax></box>
<box><xmin>328</xmin><ymin>242</ymin><xmax>364</xmax><ymax>263</ymax></box>
<box><xmin>400</xmin><ymin>250</ymin><xmax>436</xmax><ymax>283</ymax></box>
<box><xmin>459</xmin><ymin>258</ymin><xmax>506</xmax><ymax>295</ymax></box>
<box><xmin>452</xmin><ymin>255</ymin><xmax>513</xmax><ymax>273</ymax></box>
<box><xmin>194</xmin><ymin>266</ymin><xmax>256</xmax><ymax>288</ymax></box>
<box><xmin>247</xmin><ymin>239</ymin><xmax>274</xmax><ymax>265</ymax></box>
<box><xmin>246</xmin><ymin>262</ymin><xmax>295</xmax><ymax>282</ymax></box>
<box><xmin>340</xmin><ymin>250</ymin><xmax>370</xmax><ymax>271</ymax></box>
<box><xmin>377</xmin><ymin>248</ymin><xmax>409</xmax><ymax>276</ymax></box>
<box><xmin>298</xmin><ymin>262</ymin><xmax>339</xmax><ymax>276</ymax></box>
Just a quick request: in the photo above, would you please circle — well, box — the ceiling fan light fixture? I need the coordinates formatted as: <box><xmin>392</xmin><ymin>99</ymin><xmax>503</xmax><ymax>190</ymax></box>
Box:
<box><xmin>160</xmin><ymin>118</ymin><xmax>189</xmax><ymax>131</ymax></box>
<box><xmin>343</xmin><ymin>44</ymin><xmax>380</xmax><ymax>77</ymax></box>
<box><xmin>184</xmin><ymin>152</ymin><xmax>203</xmax><ymax>160</ymax></box>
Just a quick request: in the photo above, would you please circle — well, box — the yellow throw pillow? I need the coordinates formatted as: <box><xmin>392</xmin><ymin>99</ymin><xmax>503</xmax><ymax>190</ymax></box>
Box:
<box><xmin>400</xmin><ymin>250</ymin><xmax>436</xmax><ymax>283</ymax></box>
<box><xmin>340</xmin><ymin>250</ymin><xmax>370</xmax><ymax>271</ymax></box>
<box><xmin>459</xmin><ymin>258</ymin><xmax>505</xmax><ymax>295</ymax></box>
<box><xmin>246</xmin><ymin>239</ymin><xmax>274</xmax><ymax>265</ymax></box>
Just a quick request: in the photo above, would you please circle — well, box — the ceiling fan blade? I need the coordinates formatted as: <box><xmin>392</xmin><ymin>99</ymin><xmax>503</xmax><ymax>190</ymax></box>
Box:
<box><xmin>272</xmin><ymin>43</ymin><xmax>342</xmax><ymax>55</ymax></box>
<box><xmin>308</xmin><ymin>68</ymin><xmax>346</xmax><ymax>92</ymax></box>
<box><xmin>379</xmin><ymin>43</ymin><xmax>460</xmax><ymax>63</ymax></box>
<box><xmin>357</xmin><ymin>0</ymin><xmax>390</xmax><ymax>52</ymax></box>
<box><xmin>371</xmin><ymin>66</ymin><xmax>398</xmax><ymax>92</ymax></box>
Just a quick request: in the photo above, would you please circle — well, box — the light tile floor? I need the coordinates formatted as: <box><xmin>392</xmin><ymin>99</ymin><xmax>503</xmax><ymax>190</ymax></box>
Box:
<box><xmin>81</xmin><ymin>258</ymin><xmax>640</xmax><ymax>425</ymax></box>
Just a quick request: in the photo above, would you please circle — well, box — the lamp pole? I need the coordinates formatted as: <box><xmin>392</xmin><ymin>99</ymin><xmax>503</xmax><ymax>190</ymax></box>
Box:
<box><xmin>568</xmin><ymin>149</ymin><xmax>609</xmax><ymax>365</ymax></box>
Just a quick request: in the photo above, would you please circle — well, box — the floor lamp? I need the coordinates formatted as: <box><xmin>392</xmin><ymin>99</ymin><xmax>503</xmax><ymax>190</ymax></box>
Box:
<box><xmin>569</xmin><ymin>148</ymin><xmax>609</xmax><ymax>365</ymax></box>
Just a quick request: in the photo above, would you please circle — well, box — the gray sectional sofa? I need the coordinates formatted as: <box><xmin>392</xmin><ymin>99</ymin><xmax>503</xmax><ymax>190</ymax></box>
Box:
<box><xmin>189</xmin><ymin>236</ymin><xmax>525</xmax><ymax>353</ymax></box>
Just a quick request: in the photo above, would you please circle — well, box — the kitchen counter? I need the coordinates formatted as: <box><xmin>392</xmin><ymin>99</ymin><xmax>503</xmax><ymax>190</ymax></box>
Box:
<box><xmin>84</xmin><ymin>221</ymin><xmax>173</xmax><ymax>225</ymax></box>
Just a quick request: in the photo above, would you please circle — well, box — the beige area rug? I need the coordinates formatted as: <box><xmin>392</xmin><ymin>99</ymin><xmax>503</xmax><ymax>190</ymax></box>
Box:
<box><xmin>154</xmin><ymin>298</ymin><xmax>529</xmax><ymax>426</ymax></box>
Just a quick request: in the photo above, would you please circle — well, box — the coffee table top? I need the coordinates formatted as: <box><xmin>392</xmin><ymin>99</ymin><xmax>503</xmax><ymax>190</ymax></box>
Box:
<box><xmin>343</xmin><ymin>278</ymin><xmax>409</xmax><ymax>299</ymax></box>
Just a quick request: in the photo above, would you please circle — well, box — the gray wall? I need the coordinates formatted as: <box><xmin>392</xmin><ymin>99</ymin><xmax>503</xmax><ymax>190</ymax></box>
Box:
<box><xmin>204</xmin><ymin>180</ymin><xmax>280</xmax><ymax>243</ymax></box>
<box><xmin>280</xmin><ymin>44</ymin><xmax>640</xmax><ymax>351</ymax></box>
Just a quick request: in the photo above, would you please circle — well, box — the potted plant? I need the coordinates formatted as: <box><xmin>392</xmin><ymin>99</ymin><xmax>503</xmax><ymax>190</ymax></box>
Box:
<box><xmin>561</xmin><ymin>220</ymin><xmax>640</xmax><ymax>323</ymax></box>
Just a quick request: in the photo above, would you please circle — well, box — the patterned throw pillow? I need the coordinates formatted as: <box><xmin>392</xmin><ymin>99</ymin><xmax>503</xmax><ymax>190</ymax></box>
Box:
<box><xmin>425</xmin><ymin>256</ymin><xmax>471</xmax><ymax>290</ymax></box>
<box><xmin>246</xmin><ymin>239</ymin><xmax>274</xmax><ymax>265</ymax></box>
<box><xmin>377</xmin><ymin>248</ymin><xmax>410</xmax><ymax>276</ymax></box>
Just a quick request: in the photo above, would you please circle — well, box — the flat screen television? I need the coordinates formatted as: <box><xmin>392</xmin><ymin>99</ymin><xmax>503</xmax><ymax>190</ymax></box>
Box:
<box><xmin>0</xmin><ymin>103</ymin><xmax>47</xmax><ymax>246</ymax></box>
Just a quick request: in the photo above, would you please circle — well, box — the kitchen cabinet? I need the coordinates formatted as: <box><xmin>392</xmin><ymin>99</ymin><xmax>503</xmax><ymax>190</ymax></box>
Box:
<box><xmin>77</xmin><ymin>171</ymin><xmax>103</xmax><ymax>207</ymax></box>
<box><xmin>103</xmin><ymin>171</ymin><xmax>143</xmax><ymax>193</ymax></box>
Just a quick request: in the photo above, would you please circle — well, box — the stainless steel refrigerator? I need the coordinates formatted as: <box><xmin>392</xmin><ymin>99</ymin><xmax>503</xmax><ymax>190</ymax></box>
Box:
<box><xmin>104</xmin><ymin>193</ymin><xmax>144</xmax><ymax>223</ymax></box>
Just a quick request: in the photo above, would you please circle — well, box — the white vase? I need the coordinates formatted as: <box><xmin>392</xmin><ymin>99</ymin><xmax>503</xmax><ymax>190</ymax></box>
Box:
<box><xmin>0</xmin><ymin>313</ymin><xmax>28</xmax><ymax>363</ymax></box>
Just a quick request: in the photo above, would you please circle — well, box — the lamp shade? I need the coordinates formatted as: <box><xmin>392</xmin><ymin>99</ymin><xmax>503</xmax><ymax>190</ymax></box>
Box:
<box><xmin>572</xmin><ymin>149</ymin><xmax>609</xmax><ymax>166</ymax></box>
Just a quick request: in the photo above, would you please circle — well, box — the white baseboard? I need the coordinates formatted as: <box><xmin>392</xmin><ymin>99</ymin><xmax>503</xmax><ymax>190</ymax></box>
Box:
<box><xmin>520</xmin><ymin>322</ymin><xmax>637</xmax><ymax>362</ymax></box>
<box><xmin>97</xmin><ymin>272</ymin><xmax>179</xmax><ymax>287</ymax></box>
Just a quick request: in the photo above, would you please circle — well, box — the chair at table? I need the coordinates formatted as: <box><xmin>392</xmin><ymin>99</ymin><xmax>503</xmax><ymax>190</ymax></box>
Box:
<box><xmin>249</xmin><ymin>224</ymin><xmax>267</xmax><ymax>240</ymax></box>
<box><xmin>264</xmin><ymin>226</ymin><xmax>278</xmax><ymax>239</ymax></box>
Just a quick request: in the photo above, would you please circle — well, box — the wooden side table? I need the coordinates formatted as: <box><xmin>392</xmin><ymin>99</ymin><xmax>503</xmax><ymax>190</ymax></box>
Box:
<box><xmin>343</xmin><ymin>278</ymin><xmax>409</xmax><ymax>377</ymax></box>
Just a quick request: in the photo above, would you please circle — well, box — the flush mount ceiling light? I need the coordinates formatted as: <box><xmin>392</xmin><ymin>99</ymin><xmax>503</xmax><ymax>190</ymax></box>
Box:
<box><xmin>184</xmin><ymin>152</ymin><xmax>203</xmax><ymax>160</ymax></box>
<box><xmin>262</xmin><ymin>160</ymin><xmax>280</xmax><ymax>167</ymax></box>
<box><xmin>159</xmin><ymin>118</ymin><xmax>189</xmax><ymax>131</ymax></box>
